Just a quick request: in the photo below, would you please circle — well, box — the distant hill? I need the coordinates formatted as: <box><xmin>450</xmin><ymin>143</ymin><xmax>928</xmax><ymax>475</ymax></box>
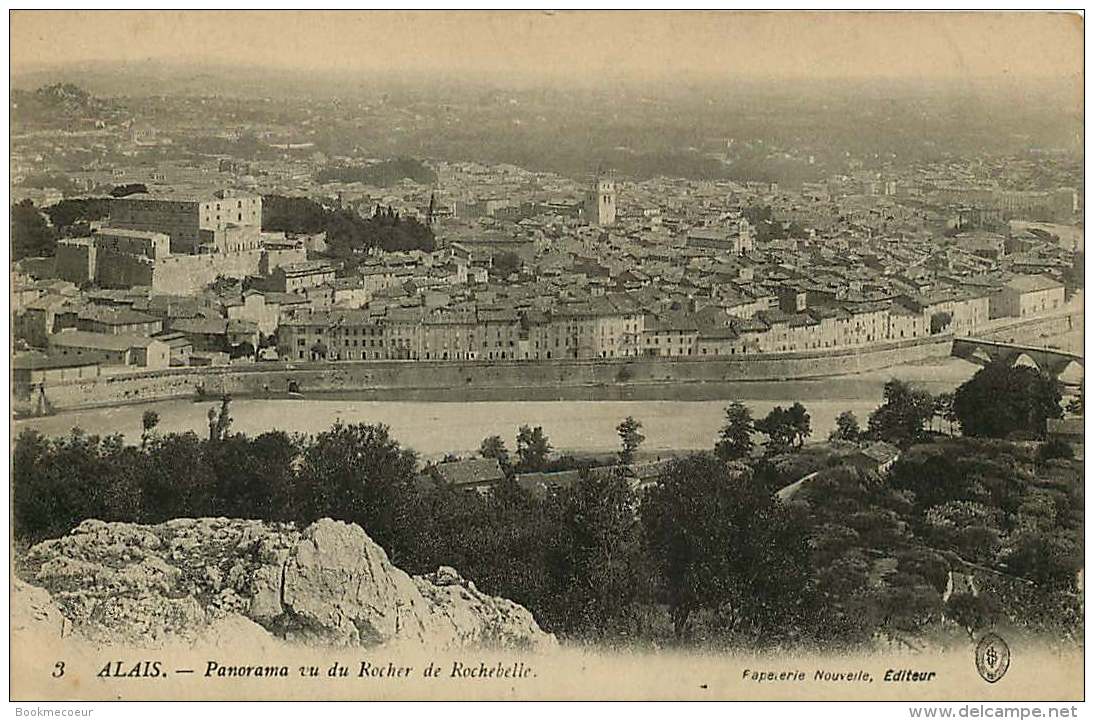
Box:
<box><xmin>10</xmin><ymin>61</ymin><xmax>391</xmax><ymax>100</ymax></box>
<box><xmin>315</xmin><ymin>158</ymin><xmax>437</xmax><ymax>187</ymax></box>
<box><xmin>11</xmin><ymin>82</ymin><xmax>117</xmax><ymax>130</ymax></box>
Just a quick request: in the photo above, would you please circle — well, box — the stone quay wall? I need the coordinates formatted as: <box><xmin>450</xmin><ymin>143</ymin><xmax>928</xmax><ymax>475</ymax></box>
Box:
<box><xmin>18</xmin><ymin>310</ymin><xmax>1080</xmax><ymax>415</ymax></box>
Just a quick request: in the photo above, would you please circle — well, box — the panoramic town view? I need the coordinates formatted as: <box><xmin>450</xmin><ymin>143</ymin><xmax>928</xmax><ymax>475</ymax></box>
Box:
<box><xmin>8</xmin><ymin>10</ymin><xmax>1086</xmax><ymax>703</ymax></box>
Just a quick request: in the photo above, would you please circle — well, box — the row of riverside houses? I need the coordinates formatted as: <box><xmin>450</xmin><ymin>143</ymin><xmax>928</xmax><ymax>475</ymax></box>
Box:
<box><xmin>16</xmin><ymin>259</ymin><xmax>1065</xmax><ymax>375</ymax></box>
<box><xmin>275</xmin><ymin>276</ymin><xmax>1064</xmax><ymax>363</ymax></box>
<box><xmin>277</xmin><ymin>294</ymin><xmax>647</xmax><ymax>361</ymax></box>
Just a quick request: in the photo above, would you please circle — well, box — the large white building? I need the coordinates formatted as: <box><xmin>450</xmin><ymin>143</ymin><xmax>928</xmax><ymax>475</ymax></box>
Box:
<box><xmin>108</xmin><ymin>190</ymin><xmax>262</xmax><ymax>254</ymax></box>
<box><xmin>990</xmin><ymin>275</ymin><xmax>1066</xmax><ymax>319</ymax></box>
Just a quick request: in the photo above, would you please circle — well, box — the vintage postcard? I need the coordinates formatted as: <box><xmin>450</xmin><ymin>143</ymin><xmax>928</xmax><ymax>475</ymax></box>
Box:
<box><xmin>7</xmin><ymin>9</ymin><xmax>1086</xmax><ymax>705</ymax></box>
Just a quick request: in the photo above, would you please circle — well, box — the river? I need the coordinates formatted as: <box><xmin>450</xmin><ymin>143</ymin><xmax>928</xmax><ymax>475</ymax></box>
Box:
<box><xmin>13</xmin><ymin>356</ymin><xmax>982</xmax><ymax>458</ymax></box>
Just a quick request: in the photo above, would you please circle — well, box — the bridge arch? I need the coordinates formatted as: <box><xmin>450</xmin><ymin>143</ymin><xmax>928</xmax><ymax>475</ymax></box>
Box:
<box><xmin>1011</xmin><ymin>353</ymin><xmax>1040</xmax><ymax>371</ymax></box>
<box><xmin>969</xmin><ymin>346</ymin><xmax>994</xmax><ymax>366</ymax></box>
<box><xmin>1057</xmin><ymin>359</ymin><xmax>1084</xmax><ymax>386</ymax></box>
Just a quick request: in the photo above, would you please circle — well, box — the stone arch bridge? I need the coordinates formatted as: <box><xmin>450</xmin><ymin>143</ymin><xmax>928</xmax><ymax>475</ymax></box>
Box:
<box><xmin>951</xmin><ymin>337</ymin><xmax>1084</xmax><ymax>386</ymax></box>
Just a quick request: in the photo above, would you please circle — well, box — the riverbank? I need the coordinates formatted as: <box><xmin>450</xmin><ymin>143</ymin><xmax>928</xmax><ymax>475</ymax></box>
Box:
<box><xmin>12</xmin><ymin>307</ymin><xmax>1078</xmax><ymax>417</ymax></box>
<box><xmin>14</xmin><ymin>355</ymin><xmax>982</xmax><ymax>458</ymax></box>
<box><xmin>17</xmin><ymin>332</ymin><xmax>956</xmax><ymax>415</ymax></box>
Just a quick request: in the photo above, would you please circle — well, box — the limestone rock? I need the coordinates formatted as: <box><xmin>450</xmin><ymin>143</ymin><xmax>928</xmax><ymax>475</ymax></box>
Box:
<box><xmin>414</xmin><ymin>568</ymin><xmax>553</xmax><ymax>650</ymax></box>
<box><xmin>11</xmin><ymin>577</ymin><xmax>75</xmax><ymax>641</ymax></box>
<box><xmin>19</xmin><ymin>517</ymin><xmax>554</xmax><ymax>650</ymax></box>
<box><xmin>190</xmin><ymin>614</ymin><xmax>280</xmax><ymax>652</ymax></box>
<box><xmin>426</xmin><ymin>565</ymin><xmax>463</xmax><ymax>586</ymax></box>
<box><xmin>279</xmin><ymin>519</ymin><xmax>437</xmax><ymax>646</ymax></box>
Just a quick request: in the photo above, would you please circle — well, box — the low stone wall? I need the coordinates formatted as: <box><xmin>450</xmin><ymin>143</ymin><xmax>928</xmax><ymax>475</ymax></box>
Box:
<box><xmin>152</xmin><ymin>250</ymin><xmax>265</xmax><ymax>296</ymax></box>
<box><xmin>149</xmin><ymin>247</ymin><xmax>308</xmax><ymax>295</ymax></box>
<box><xmin>18</xmin><ymin>310</ymin><xmax>1079</xmax><ymax>414</ymax></box>
<box><xmin>976</xmin><ymin>312</ymin><xmax>1079</xmax><ymax>343</ymax></box>
<box><xmin>22</xmin><ymin>336</ymin><xmax>949</xmax><ymax>414</ymax></box>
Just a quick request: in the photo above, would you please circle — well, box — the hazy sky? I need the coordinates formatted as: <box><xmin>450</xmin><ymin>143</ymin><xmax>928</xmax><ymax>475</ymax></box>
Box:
<box><xmin>11</xmin><ymin>11</ymin><xmax>1084</xmax><ymax>85</ymax></box>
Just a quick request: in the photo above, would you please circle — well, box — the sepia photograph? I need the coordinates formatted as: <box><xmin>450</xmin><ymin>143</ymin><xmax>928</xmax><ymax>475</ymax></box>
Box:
<box><xmin>6</xmin><ymin>8</ymin><xmax>1087</xmax><ymax>707</ymax></box>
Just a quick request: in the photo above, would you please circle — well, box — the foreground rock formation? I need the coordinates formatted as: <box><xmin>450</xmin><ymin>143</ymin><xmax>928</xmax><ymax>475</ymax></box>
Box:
<box><xmin>16</xmin><ymin>517</ymin><xmax>554</xmax><ymax>650</ymax></box>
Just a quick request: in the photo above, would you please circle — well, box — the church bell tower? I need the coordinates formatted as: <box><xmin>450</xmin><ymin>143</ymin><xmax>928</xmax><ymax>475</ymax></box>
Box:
<box><xmin>586</xmin><ymin>170</ymin><xmax>616</xmax><ymax>227</ymax></box>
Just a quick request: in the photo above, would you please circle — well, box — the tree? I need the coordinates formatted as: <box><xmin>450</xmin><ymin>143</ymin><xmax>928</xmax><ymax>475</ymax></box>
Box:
<box><xmin>1038</xmin><ymin>438</ymin><xmax>1075</xmax><ymax>463</ymax></box>
<box><xmin>641</xmin><ymin>453</ymin><xmax>813</xmax><ymax>640</ymax></box>
<box><xmin>895</xmin><ymin>548</ymin><xmax>950</xmax><ymax>596</ymax></box>
<box><xmin>141</xmin><ymin>410</ymin><xmax>160</xmax><ymax>433</ymax></box>
<box><xmin>12</xmin><ymin>200</ymin><xmax>56</xmax><ymax>259</ymax></box>
<box><xmin>42</xmin><ymin>197</ymin><xmax>111</xmax><ymax>231</ymax></box>
<box><xmin>110</xmin><ymin>183</ymin><xmax>148</xmax><ymax>198</ymax></box>
<box><xmin>207</xmin><ymin>396</ymin><xmax>234</xmax><ymax>442</ymax></box>
<box><xmin>933</xmin><ymin>392</ymin><xmax>956</xmax><ymax>435</ymax></box>
<box><xmin>867</xmin><ymin>379</ymin><xmax>935</xmax><ymax>447</ymax></box>
<box><xmin>830</xmin><ymin>410</ymin><xmax>862</xmax><ymax>442</ymax></box>
<box><xmin>229</xmin><ymin>341</ymin><xmax>256</xmax><ymax>360</ymax></box>
<box><xmin>1001</xmin><ymin>531</ymin><xmax>1082</xmax><ymax>590</ymax></box>
<box><xmin>479</xmin><ymin>435</ymin><xmax>511</xmax><ymax>469</ymax></box>
<box><xmin>261</xmin><ymin>193</ymin><xmax>435</xmax><ymax>272</ymax></box>
<box><xmin>492</xmin><ymin>251</ymin><xmax>522</xmax><ymax>278</ymax></box>
<box><xmin>714</xmin><ymin>402</ymin><xmax>754</xmax><ymax>461</ymax></box>
<box><xmin>868</xmin><ymin>577</ymin><xmax>944</xmax><ymax>636</ymax></box>
<box><xmin>945</xmin><ymin>593</ymin><xmax>1002</xmax><ymax>641</ymax></box>
<box><xmin>294</xmin><ymin>421</ymin><xmax>420</xmax><ymax>563</ymax></box>
<box><xmin>315</xmin><ymin>158</ymin><xmax>436</xmax><ymax>187</ymax></box>
<box><xmin>515</xmin><ymin>425</ymin><xmax>552</xmax><ymax>472</ymax></box>
<box><xmin>755</xmin><ymin>403</ymin><xmax>810</xmax><ymax>453</ymax></box>
<box><xmin>140</xmin><ymin>410</ymin><xmax>160</xmax><ymax>449</ymax></box>
<box><xmin>952</xmin><ymin>362</ymin><xmax>1062</xmax><ymax>439</ymax></box>
<box><xmin>756</xmin><ymin>406</ymin><xmax>794</xmax><ymax>453</ymax></box>
<box><xmin>208</xmin><ymin>430</ymin><xmax>300</xmax><ymax>521</ymax></box>
<box><xmin>616</xmin><ymin>416</ymin><xmax>645</xmax><ymax>465</ymax></box>
<box><xmin>787</xmin><ymin>402</ymin><xmax>812</xmax><ymax>447</ymax></box>
<box><xmin>890</xmin><ymin>440</ymin><xmax>1029</xmax><ymax>515</ymax></box>
<box><xmin>13</xmin><ymin>429</ymin><xmax>148</xmax><ymax>541</ymax></box>
<box><xmin>545</xmin><ymin>466</ymin><xmax>645</xmax><ymax>635</ymax></box>
<box><xmin>930</xmin><ymin>311</ymin><xmax>953</xmax><ymax>335</ymax></box>
<box><xmin>140</xmin><ymin>431</ymin><xmax>214</xmax><ymax>522</ymax></box>
<box><xmin>1065</xmin><ymin>390</ymin><xmax>1083</xmax><ymax>416</ymax></box>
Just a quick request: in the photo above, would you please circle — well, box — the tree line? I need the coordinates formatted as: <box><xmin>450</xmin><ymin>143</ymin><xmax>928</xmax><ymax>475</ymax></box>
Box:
<box><xmin>13</xmin><ymin>360</ymin><xmax>1080</xmax><ymax>649</ymax></box>
<box><xmin>12</xmin><ymin>194</ymin><xmax>147</xmax><ymax>261</ymax></box>
<box><xmin>261</xmin><ymin>194</ymin><xmax>435</xmax><ymax>264</ymax></box>
<box><xmin>12</xmin><ymin>407</ymin><xmax>815</xmax><ymax>646</ymax></box>
<box><xmin>712</xmin><ymin>362</ymin><xmax>1066</xmax><ymax>466</ymax></box>
<box><xmin>314</xmin><ymin>158</ymin><xmax>437</xmax><ymax>187</ymax></box>
<box><xmin>12</xmin><ymin>190</ymin><xmax>437</xmax><ymax>263</ymax></box>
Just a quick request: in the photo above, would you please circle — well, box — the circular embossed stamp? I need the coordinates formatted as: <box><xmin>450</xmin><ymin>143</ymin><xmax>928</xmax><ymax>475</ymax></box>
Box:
<box><xmin>976</xmin><ymin>632</ymin><xmax>1011</xmax><ymax>684</ymax></box>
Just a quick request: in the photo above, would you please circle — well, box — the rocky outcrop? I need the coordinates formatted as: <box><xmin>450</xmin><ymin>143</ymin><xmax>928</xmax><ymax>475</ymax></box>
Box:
<box><xmin>11</xmin><ymin>577</ymin><xmax>77</xmax><ymax>641</ymax></box>
<box><xmin>415</xmin><ymin>566</ymin><xmax>553</xmax><ymax>649</ymax></box>
<box><xmin>17</xmin><ymin>518</ymin><xmax>554</xmax><ymax>650</ymax></box>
